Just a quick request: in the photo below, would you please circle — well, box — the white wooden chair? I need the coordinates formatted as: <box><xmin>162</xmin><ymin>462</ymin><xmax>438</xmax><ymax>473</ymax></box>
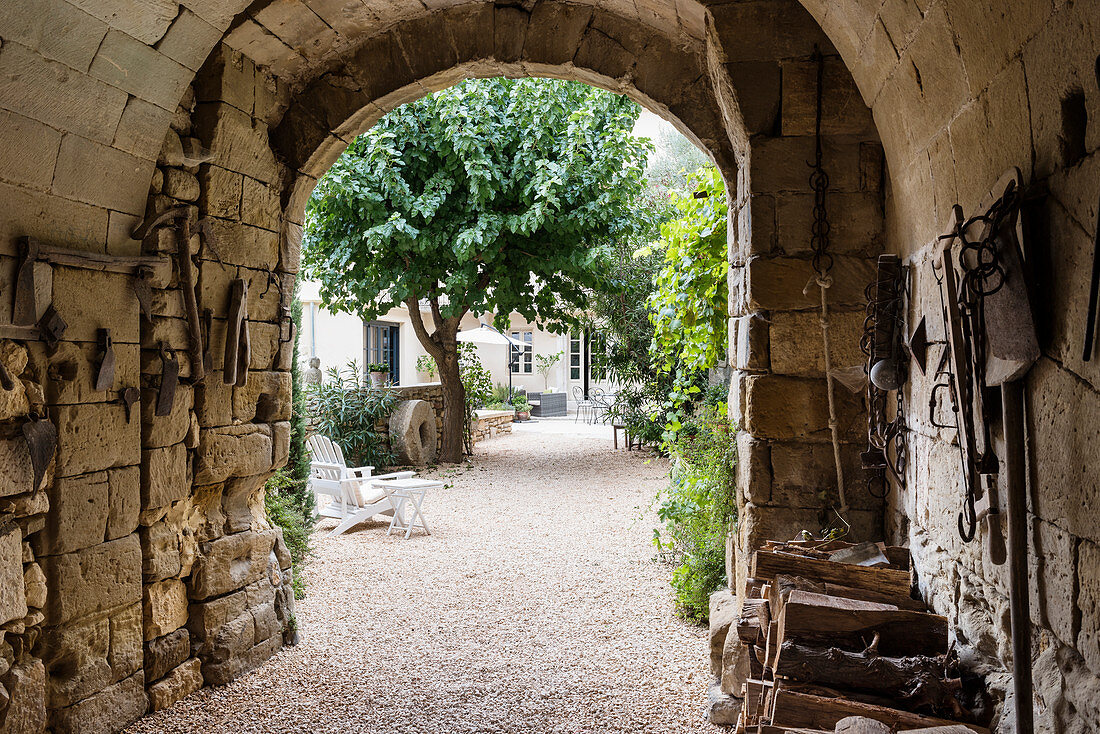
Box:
<box><xmin>306</xmin><ymin>435</ymin><xmax>416</xmax><ymax>537</ymax></box>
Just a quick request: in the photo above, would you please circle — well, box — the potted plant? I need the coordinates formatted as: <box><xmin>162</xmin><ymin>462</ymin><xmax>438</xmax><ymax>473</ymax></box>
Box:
<box><xmin>366</xmin><ymin>362</ymin><xmax>390</xmax><ymax>389</ymax></box>
<box><xmin>535</xmin><ymin>350</ymin><xmax>562</xmax><ymax>392</ymax></box>
<box><xmin>511</xmin><ymin>394</ymin><xmax>531</xmax><ymax>421</ymax></box>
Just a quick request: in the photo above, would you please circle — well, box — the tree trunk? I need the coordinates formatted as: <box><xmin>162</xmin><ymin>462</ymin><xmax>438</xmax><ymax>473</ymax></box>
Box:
<box><xmin>437</xmin><ymin>347</ymin><xmax>465</xmax><ymax>463</ymax></box>
<box><xmin>403</xmin><ymin>297</ymin><xmax>466</xmax><ymax>463</ymax></box>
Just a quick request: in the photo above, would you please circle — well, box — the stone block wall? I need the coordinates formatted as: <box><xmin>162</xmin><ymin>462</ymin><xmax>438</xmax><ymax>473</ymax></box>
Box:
<box><xmin>803</xmin><ymin>2</ymin><xmax>1100</xmax><ymax>729</ymax></box>
<box><xmin>709</xmin><ymin>1</ymin><xmax>886</xmax><ymax>590</ymax></box>
<box><xmin>0</xmin><ymin>0</ymin><xmax>1098</xmax><ymax>731</ymax></box>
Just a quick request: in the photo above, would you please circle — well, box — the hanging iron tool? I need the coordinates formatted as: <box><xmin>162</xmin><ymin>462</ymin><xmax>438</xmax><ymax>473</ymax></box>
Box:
<box><xmin>94</xmin><ymin>328</ymin><xmax>115</xmax><ymax>392</ymax></box>
<box><xmin>156</xmin><ymin>343</ymin><xmax>179</xmax><ymax>417</ymax></box>
<box><xmin>1084</xmin><ymin>191</ymin><xmax>1100</xmax><ymax>362</ymax></box>
<box><xmin>22</xmin><ymin>413</ymin><xmax>57</xmax><ymax>491</ymax></box>
<box><xmin>12</xmin><ymin>238</ymin><xmax>40</xmax><ymax>326</ymax></box>
<box><xmin>935</xmin><ymin>170</ymin><xmax>1038</xmax><ymax>734</ymax></box>
<box><xmin>860</xmin><ymin>255</ymin><xmax>910</xmax><ymax>497</ymax></box>
<box><xmin>120</xmin><ymin>386</ymin><xmax>140</xmax><ymax>423</ymax></box>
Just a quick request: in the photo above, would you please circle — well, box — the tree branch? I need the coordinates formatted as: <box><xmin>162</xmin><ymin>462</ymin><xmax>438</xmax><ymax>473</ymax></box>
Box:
<box><xmin>429</xmin><ymin>295</ymin><xmax>444</xmax><ymax>333</ymax></box>
<box><xmin>406</xmin><ymin>298</ymin><xmax>444</xmax><ymax>362</ymax></box>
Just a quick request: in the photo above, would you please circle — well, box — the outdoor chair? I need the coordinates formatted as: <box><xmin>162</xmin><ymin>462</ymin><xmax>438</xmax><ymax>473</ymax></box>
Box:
<box><xmin>591</xmin><ymin>388</ymin><xmax>614</xmax><ymax>424</ymax></box>
<box><xmin>306</xmin><ymin>434</ymin><xmax>416</xmax><ymax>537</ymax></box>
<box><xmin>573</xmin><ymin>386</ymin><xmax>595</xmax><ymax>423</ymax></box>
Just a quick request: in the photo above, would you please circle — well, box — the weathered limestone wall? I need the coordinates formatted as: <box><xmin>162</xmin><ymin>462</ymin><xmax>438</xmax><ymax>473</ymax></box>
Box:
<box><xmin>708</xmin><ymin>0</ymin><xmax>886</xmax><ymax>589</ymax></box>
<box><xmin>797</xmin><ymin>1</ymin><xmax>1100</xmax><ymax>729</ymax></box>
<box><xmin>2</xmin><ymin>0</ymin><xmax>1097</xmax><ymax>731</ymax></box>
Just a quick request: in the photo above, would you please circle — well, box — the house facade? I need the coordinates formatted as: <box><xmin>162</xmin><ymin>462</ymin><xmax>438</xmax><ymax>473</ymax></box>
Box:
<box><xmin>299</xmin><ymin>281</ymin><xmax>613</xmax><ymax>405</ymax></box>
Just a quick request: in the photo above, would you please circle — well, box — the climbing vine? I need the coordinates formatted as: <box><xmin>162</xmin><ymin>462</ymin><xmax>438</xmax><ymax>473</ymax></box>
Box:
<box><xmin>641</xmin><ymin>165</ymin><xmax>729</xmax><ymax>441</ymax></box>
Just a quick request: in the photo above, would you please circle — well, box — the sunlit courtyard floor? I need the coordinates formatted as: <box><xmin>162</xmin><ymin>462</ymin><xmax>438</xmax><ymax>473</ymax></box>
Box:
<box><xmin>126</xmin><ymin>418</ymin><xmax>718</xmax><ymax>734</ymax></box>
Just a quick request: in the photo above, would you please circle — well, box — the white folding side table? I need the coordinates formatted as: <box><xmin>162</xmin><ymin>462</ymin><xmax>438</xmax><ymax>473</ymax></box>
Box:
<box><xmin>372</xmin><ymin>477</ymin><xmax>442</xmax><ymax>539</ymax></box>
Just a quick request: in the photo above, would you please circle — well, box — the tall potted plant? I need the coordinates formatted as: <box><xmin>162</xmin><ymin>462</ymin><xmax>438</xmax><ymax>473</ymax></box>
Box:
<box><xmin>366</xmin><ymin>362</ymin><xmax>390</xmax><ymax>389</ymax></box>
<box><xmin>535</xmin><ymin>351</ymin><xmax>562</xmax><ymax>392</ymax></box>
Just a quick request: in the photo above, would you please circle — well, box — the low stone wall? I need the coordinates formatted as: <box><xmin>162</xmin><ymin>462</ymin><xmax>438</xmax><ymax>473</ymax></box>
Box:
<box><xmin>471</xmin><ymin>410</ymin><xmax>514</xmax><ymax>445</ymax></box>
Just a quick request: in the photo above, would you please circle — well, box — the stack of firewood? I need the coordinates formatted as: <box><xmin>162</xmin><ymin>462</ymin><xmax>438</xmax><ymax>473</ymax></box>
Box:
<box><xmin>732</xmin><ymin>539</ymin><xmax>988</xmax><ymax>734</ymax></box>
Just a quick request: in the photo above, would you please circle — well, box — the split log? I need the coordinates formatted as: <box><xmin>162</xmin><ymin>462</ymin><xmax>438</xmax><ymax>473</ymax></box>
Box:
<box><xmin>834</xmin><ymin>716</ymin><xmax>892</xmax><ymax>734</ymax></box>
<box><xmin>749</xmin><ymin>644</ymin><xmax>764</xmax><ymax>678</ymax></box>
<box><xmin>739</xmin><ymin>598</ymin><xmax>770</xmax><ymax>643</ymax></box>
<box><xmin>778</xmin><ymin>591</ymin><xmax>947</xmax><ymax>657</ymax></box>
<box><xmin>753</xmin><ymin>551</ymin><xmax>912</xmax><ymax>598</ymax></box>
<box><xmin>744</xmin><ymin>678</ymin><xmax>772</xmax><ymax>727</ymax></box>
<box><xmin>772</xmin><ymin>679</ymin><xmax>909</xmax><ymax>712</ymax></box>
<box><xmin>770</xmin><ymin>575</ymin><xmax>827</xmax><ymax>619</ymax></box>
<box><xmin>774</xmin><ymin>641</ymin><xmax>962</xmax><ymax>712</ymax></box>
<box><xmin>764</xmin><ymin>541</ymin><xmax>910</xmax><ymax>571</ymax></box>
<box><xmin>824</xmin><ymin>582</ymin><xmax>927</xmax><ymax>612</ymax></box>
<box><xmin>769</xmin><ymin>690</ymin><xmax>989</xmax><ymax>733</ymax></box>
<box><xmin>747</xmin><ymin>577</ymin><xmax>766</xmax><ymax>598</ymax></box>
<box><xmin>765</xmin><ymin>619</ymin><xmax>780</xmax><ymax>668</ymax></box>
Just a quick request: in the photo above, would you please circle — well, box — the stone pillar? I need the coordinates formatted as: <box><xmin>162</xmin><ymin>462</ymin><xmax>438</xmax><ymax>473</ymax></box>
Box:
<box><xmin>711</xmin><ymin>5</ymin><xmax>888</xmax><ymax>594</ymax></box>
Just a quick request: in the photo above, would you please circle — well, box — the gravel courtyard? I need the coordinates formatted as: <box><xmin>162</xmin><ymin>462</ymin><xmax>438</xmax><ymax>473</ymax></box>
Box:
<box><xmin>127</xmin><ymin>419</ymin><xmax>719</xmax><ymax>734</ymax></box>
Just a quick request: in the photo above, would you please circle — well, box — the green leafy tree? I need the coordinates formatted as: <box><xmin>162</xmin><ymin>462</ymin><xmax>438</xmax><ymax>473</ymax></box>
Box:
<box><xmin>304</xmin><ymin>78</ymin><xmax>650</xmax><ymax>461</ymax></box>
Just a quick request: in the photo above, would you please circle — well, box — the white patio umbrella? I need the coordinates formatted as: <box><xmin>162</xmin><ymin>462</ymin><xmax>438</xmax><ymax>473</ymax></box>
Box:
<box><xmin>455</xmin><ymin>323</ymin><xmax>528</xmax><ymax>348</ymax></box>
<box><xmin>456</xmin><ymin>323</ymin><xmax>528</xmax><ymax>400</ymax></box>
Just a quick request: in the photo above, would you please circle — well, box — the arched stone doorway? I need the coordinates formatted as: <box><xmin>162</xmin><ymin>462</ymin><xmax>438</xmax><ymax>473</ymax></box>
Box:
<box><xmin>0</xmin><ymin>0</ymin><xmax>1097</xmax><ymax>730</ymax></box>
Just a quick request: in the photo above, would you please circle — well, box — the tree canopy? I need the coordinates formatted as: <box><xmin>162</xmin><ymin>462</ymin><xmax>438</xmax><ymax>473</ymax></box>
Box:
<box><xmin>303</xmin><ymin>77</ymin><xmax>652</xmax><ymax>461</ymax></box>
<box><xmin>303</xmin><ymin>77</ymin><xmax>651</xmax><ymax>332</ymax></box>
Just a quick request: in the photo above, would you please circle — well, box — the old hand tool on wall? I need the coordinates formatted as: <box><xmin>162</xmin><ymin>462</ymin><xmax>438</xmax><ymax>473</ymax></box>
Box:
<box><xmin>1084</xmin><ymin>191</ymin><xmax>1100</xmax><ymax>361</ymax></box>
<box><xmin>120</xmin><ymin>386</ymin><xmax>140</xmax><ymax>423</ymax></box>
<box><xmin>13</xmin><ymin>238</ymin><xmax>40</xmax><ymax>326</ymax></box>
<box><xmin>131</xmin><ymin>207</ymin><xmax>205</xmax><ymax>381</ymax></box>
<box><xmin>156</xmin><ymin>343</ymin><xmax>179</xmax><ymax>417</ymax></box>
<box><xmin>22</xmin><ymin>413</ymin><xmax>57</xmax><ymax>491</ymax></box>
<box><xmin>223</xmin><ymin>278</ymin><xmax>250</xmax><ymax>387</ymax></box>
<box><xmin>861</xmin><ymin>254</ymin><xmax>909</xmax><ymax>498</ymax></box>
<box><xmin>937</xmin><ymin>169</ymin><xmax>1039</xmax><ymax>734</ymax></box>
<box><xmin>94</xmin><ymin>328</ymin><xmax>115</xmax><ymax>392</ymax></box>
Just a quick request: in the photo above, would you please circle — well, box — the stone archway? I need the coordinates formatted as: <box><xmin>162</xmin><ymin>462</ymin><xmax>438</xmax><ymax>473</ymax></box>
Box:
<box><xmin>0</xmin><ymin>0</ymin><xmax>1097</xmax><ymax>730</ymax></box>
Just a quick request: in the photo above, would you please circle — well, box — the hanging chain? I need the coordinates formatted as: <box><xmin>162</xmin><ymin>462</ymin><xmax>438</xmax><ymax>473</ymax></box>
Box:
<box><xmin>934</xmin><ymin>183</ymin><xmax>1021</xmax><ymax>541</ymax></box>
<box><xmin>809</xmin><ymin>46</ymin><xmax>833</xmax><ymax>281</ymax></box>
<box><xmin>859</xmin><ymin>269</ymin><xmax>910</xmax><ymax>497</ymax></box>
<box><xmin>807</xmin><ymin>46</ymin><xmax>849</xmax><ymax>521</ymax></box>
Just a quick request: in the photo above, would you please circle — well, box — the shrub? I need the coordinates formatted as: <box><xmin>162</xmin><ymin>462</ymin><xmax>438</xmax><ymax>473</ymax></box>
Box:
<box><xmin>654</xmin><ymin>403</ymin><xmax>737</xmax><ymax>621</ymax></box>
<box><xmin>490</xmin><ymin>381</ymin><xmax>511</xmax><ymax>405</ymax></box>
<box><xmin>262</xmin><ymin>294</ymin><xmax>314</xmax><ymax>600</ymax></box>
<box><xmin>307</xmin><ymin>361</ymin><xmax>399</xmax><ymax>468</ymax></box>
<box><xmin>264</xmin><ymin>470</ymin><xmax>312</xmax><ymax>599</ymax></box>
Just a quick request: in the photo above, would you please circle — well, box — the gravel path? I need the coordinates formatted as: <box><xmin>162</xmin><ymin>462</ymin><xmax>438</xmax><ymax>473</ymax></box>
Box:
<box><xmin>128</xmin><ymin>420</ymin><xmax>719</xmax><ymax>733</ymax></box>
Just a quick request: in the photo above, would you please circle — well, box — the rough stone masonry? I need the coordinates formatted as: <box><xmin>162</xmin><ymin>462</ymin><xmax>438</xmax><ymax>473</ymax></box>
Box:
<box><xmin>0</xmin><ymin>0</ymin><xmax>1096</xmax><ymax>732</ymax></box>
